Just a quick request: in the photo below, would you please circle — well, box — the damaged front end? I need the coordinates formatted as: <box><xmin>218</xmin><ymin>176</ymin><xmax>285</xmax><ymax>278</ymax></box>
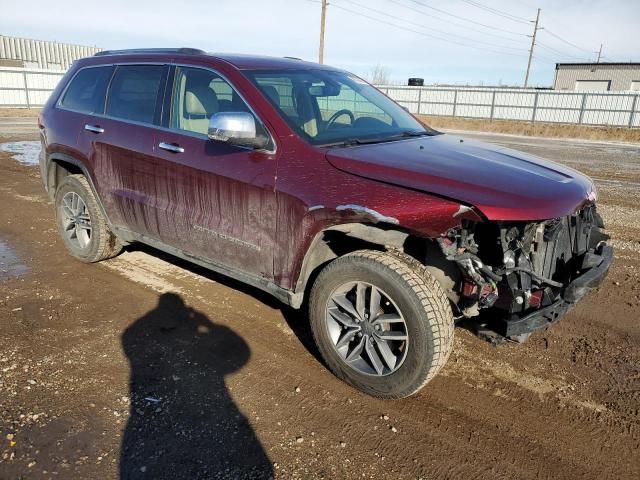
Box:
<box><xmin>439</xmin><ymin>205</ymin><xmax>613</xmax><ymax>339</ymax></box>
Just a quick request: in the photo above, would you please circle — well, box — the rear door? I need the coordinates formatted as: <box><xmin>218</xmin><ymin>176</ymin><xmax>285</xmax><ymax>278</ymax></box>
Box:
<box><xmin>78</xmin><ymin>64</ymin><xmax>169</xmax><ymax>240</ymax></box>
<box><xmin>149</xmin><ymin>65</ymin><xmax>278</xmax><ymax>280</ymax></box>
<box><xmin>52</xmin><ymin>65</ymin><xmax>114</xmax><ymax>185</ymax></box>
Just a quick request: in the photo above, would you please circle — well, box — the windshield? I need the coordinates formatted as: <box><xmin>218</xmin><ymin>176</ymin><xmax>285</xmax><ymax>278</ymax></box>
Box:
<box><xmin>246</xmin><ymin>69</ymin><xmax>436</xmax><ymax>146</ymax></box>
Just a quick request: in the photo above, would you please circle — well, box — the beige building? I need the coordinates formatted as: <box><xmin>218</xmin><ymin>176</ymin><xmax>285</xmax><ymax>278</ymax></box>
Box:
<box><xmin>554</xmin><ymin>63</ymin><xmax>640</xmax><ymax>92</ymax></box>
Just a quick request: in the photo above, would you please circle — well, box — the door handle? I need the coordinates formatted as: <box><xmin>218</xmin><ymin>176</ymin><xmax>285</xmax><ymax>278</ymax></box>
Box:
<box><xmin>84</xmin><ymin>124</ymin><xmax>104</xmax><ymax>134</ymax></box>
<box><xmin>158</xmin><ymin>142</ymin><xmax>185</xmax><ymax>153</ymax></box>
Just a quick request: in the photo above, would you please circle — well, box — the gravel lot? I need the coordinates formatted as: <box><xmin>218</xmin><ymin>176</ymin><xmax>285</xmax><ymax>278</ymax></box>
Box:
<box><xmin>1</xmin><ymin>118</ymin><xmax>639</xmax><ymax>479</ymax></box>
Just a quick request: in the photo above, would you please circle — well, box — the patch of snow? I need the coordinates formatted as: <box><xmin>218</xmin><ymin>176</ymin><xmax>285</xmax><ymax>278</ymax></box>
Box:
<box><xmin>0</xmin><ymin>141</ymin><xmax>41</xmax><ymax>166</ymax></box>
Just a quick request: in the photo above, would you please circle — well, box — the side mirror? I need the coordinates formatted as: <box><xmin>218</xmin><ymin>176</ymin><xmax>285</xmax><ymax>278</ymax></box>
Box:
<box><xmin>207</xmin><ymin>112</ymin><xmax>269</xmax><ymax>149</ymax></box>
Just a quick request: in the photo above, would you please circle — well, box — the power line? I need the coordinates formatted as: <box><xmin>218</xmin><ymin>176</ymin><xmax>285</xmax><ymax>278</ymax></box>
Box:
<box><xmin>406</xmin><ymin>1</ymin><xmax>608</xmax><ymax>63</ymax></box>
<box><xmin>328</xmin><ymin>2</ymin><xmax>527</xmax><ymax>58</ymax></box>
<box><xmin>542</xmin><ymin>29</ymin><xmax>595</xmax><ymax>55</ymax></box>
<box><xmin>531</xmin><ymin>54</ymin><xmax>559</xmax><ymax>65</ymax></box>
<box><xmin>401</xmin><ymin>0</ymin><xmax>529</xmax><ymax>37</ymax></box>
<box><xmin>536</xmin><ymin>42</ymin><xmax>591</xmax><ymax>62</ymax></box>
<box><xmin>338</xmin><ymin>0</ymin><xmax>529</xmax><ymax>52</ymax></box>
<box><xmin>385</xmin><ymin>0</ymin><xmax>530</xmax><ymax>44</ymax></box>
<box><xmin>457</xmin><ymin>0</ymin><xmax>531</xmax><ymax>24</ymax></box>
<box><xmin>309</xmin><ymin>0</ymin><xmax>609</xmax><ymax>64</ymax></box>
<box><xmin>404</xmin><ymin>1</ymin><xmax>605</xmax><ymax>63</ymax></box>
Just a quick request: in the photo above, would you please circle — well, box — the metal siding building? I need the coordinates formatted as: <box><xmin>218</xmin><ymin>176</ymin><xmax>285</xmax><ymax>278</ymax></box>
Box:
<box><xmin>554</xmin><ymin>63</ymin><xmax>640</xmax><ymax>92</ymax></box>
<box><xmin>0</xmin><ymin>35</ymin><xmax>101</xmax><ymax>70</ymax></box>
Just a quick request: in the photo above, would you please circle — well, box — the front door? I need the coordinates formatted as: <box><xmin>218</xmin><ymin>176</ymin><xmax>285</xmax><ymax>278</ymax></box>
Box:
<box><xmin>150</xmin><ymin>66</ymin><xmax>278</xmax><ymax>280</ymax></box>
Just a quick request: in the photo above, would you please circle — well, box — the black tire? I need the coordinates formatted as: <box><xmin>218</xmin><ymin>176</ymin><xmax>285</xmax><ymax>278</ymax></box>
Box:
<box><xmin>54</xmin><ymin>174</ymin><xmax>122</xmax><ymax>263</ymax></box>
<box><xmin>309</xmin><ymin>250</ymin><xmax>455</xmax><ymax>399</ymax></box>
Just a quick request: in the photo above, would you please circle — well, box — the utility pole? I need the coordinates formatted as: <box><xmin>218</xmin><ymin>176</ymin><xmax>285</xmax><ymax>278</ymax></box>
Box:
<box><xmin>318</xmin><ymin>0</ymin><xmax>327</xmax><ymax>64</ymax></box>
<box><xmin>524</xmin><ymin>8</ymin><xmax>541</xmax><ymax>88</ymax></box>
<box><xmin>596</xmin><ymin>43</ymin><xmax>603</xmax><ymax>63</ymax></box>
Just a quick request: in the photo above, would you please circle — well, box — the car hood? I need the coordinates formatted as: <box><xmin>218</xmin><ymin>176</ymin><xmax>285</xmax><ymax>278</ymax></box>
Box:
<box><xmin>325</xmin><ymin>134</ymin><xmax>595</xmax><ymax>221</ymax></box>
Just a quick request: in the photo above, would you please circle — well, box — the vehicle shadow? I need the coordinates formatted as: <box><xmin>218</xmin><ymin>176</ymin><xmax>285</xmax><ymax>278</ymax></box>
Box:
<box><xmin>120</xmin><ymin>292</ymin><xmax>273</xmax><ymax>480</ymax></box>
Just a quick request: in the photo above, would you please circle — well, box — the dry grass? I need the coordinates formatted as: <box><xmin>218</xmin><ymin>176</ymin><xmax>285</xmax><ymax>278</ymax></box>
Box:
<box><xmin>0</xmin><ymin>108</ymin><xmax>41</xmax><ymax>117</ymax></box>
<box><xmin>418</xmin><ymin>115</ymin><xmax>640</xmax><ymax>143</ymax></box>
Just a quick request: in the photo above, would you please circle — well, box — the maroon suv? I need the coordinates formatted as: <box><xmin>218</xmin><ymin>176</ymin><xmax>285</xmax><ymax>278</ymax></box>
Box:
<box><xmin>39</xmin><ymin>48</ymin><xmax>612</xmax><ymax>398</ymax></box>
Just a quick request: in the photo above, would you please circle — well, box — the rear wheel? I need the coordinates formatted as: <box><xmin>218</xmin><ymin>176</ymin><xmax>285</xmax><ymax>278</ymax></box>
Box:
<box><xmin>309</xmin><ymin>250</ymin><xmax>455</xmax><ymax>399</ymax></box>
<box><xmin>54</xmin><ymin>174</ymin><xmax>122</xmax><ymax>263</ymax></box>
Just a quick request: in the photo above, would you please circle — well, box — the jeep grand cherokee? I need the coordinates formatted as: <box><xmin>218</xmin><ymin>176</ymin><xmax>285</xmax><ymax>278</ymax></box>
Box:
<box><xmin>38</xmin><ymin>48</ymin><xmax>612</xmax><ymax>398</ymax></box>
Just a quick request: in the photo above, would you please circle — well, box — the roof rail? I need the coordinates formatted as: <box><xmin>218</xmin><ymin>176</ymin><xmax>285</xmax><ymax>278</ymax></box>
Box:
<box><xmin>283</xmin><ymin>56</ymin><xmax>302</xmax><ymax>61</ymax></box>
<box><xmin>94</xmin><ymin>48</ymin><xmax>205</xmax><ymax>57</ymax></box>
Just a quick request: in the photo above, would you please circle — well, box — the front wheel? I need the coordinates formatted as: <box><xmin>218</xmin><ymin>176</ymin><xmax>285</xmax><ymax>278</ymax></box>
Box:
<box><xmin>309</xmin><ymin>250</ymin><xmax>455</xmax><ymax>399</ymax></box>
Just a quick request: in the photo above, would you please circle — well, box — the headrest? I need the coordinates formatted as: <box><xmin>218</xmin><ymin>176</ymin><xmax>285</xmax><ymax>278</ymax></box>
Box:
<box><xmin>262</xmin><ymin>85</ymin><xmax>280</xmax><ymax>106</ymax></box>
<box><xmin>184</xmin><ymin>85</ymin><xmax>219</xmax><ymax>116</ymax></box>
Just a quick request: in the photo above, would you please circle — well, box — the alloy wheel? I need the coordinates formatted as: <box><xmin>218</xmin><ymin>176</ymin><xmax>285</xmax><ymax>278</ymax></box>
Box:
<box><xmin>325</xmin><ymin>281</ymin><xmax>409</xmax><ymax>376</ymax></box>
<box><xmin>60</xmin><ymin>191</ymin><xmax>92</xmax><ymax>249</ymax></box>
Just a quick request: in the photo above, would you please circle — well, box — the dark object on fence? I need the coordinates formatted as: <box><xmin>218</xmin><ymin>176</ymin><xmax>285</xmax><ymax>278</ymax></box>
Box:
<box><xmin>408</xmin><ymin>78</ymin><xmax>424</xmax><ymax>86</ymax></box>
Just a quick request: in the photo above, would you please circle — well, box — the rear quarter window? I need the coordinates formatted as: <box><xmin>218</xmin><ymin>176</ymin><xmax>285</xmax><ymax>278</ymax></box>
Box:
<box><xmin>105</xmin><ymin>65</ymin><xmax>165</xmax><ymax>124</ymax></box>
<box><xmin>60</xmin><ymin>66</ymin><xmax>113</xmax><ymax>114</ymax></box>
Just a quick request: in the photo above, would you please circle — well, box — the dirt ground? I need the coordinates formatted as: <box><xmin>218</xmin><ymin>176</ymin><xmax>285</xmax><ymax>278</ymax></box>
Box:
<box><xmin>0</xmin><ymin>120</ymin><xmax>639</xmax><ymax>479</ymax></box>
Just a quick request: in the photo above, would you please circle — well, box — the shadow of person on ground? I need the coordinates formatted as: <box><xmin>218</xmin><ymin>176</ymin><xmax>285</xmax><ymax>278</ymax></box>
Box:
<box><xmin>120</xmin><ymin>292</ymin><xmax>273</xmax><ymax>480</ymax></box>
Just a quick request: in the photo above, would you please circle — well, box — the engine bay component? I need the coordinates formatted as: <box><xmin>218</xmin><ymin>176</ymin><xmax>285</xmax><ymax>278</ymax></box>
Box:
<box><xmin>439</xmin><ymin>205</ymin><xmax>611</xmax><ymax>337</ymax></box>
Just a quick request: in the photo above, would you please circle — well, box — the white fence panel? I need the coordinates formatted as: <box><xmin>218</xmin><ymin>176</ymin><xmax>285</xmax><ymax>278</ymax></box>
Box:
<box><xmin>535</xmin><ymin>106</ymin><xmax>581</xmax><ymax>124</ymax></box>
<box><xmin>396</xmin><ymin>101</ymin><xmax>418</xmax><ymax>114</ymax></box>
<box><xmin>456</xmin><ymin>104</ymin><xmax>492</xmax><ymax>118</ymax></box>
<box><xmin>390</xmin><ymin>88</ymin><xmax>421</xmax><ymax>102</ymax></box>
<box><xmin>1</xmin><ymin>69</ymin><xmax>639</xmax><ymax>129</ymax></box>
<box><xmin>537</xmin><ymin>92</ymin><xmax>582</xmax><ymax>108</ymax></box>
<box><xmin>418</xmin><ymin>89</ymin><xmax>455</xmax><ymax>116</ymax></box>
<box><xmin>26</xmin><ymin>72</ymin><xmax>61</xmax><ymax>90</ymax></box>
<box><xmin>0</xmin><ymin>70</ymin><xmax>24</xmax><ymax>89</ymax></box>
<box><xmin>0</xmin><ymin>89</ymin><xmax>28</xmax><ymax>106</ymax></box>
<box><xmin>420</xmin><ymin>102</ymin><xmax>454</xmax><ymax>116</ymax></box>
<box><xmin>0</xmin><ymin>67</ymin><xmax>64</xmax><ymax>107</ymax></box>
<box><xmin>494</xmin><ymin>105</ymin><xmax>534</xmax><ymax>121</ymax></box>
<box><xmin>27</xmin><ymin>90</ymin><xmax>53</xmax><ymax>105</ymax></box>
<box><xmin>379</xmin><ymin>85</ymin><xmax>640</xmax><ymax>128</ymax></box>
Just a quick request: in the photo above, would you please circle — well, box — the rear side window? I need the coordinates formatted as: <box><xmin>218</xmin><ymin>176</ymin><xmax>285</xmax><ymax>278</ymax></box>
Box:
<box><xmin>106</xmin><ymin>65</ymin><xmax>164</xmax><ymax>124</ymax></box>
<box><xmin>60</xmin><ymin>66</ymin><xmax>113</xmax><ymax>114</ymax></box>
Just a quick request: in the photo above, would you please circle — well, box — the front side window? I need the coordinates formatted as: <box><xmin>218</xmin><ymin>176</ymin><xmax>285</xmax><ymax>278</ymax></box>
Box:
<box><xmin>105</xmin><ymin>65</ymin><xmax>164</xmax><ymax>124</ymax></box>
<box><xmin>60</xmin><ymin>66</ymin><xmax>113</xmax><ymax>114</ymax></box>
<box><xmin>317</xmin><ymin>82</ymin><xmax>392</xmax><ymax>126</ymax></box>
<box><xmin>248</xmin><ymin>69</ymin><xmax>435</xmax><ymax>146</ymax></box>
<box><xmin>170</xmin><ymin>66</ymin><xmax>257</xmax><ymax>136</ymax></box>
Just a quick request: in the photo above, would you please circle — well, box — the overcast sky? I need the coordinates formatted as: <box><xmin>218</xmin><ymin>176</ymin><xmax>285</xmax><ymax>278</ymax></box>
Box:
<box><xmin>1</xmin><ymin>0</ymin><xmax>638</xmax><ymax>86</ymax></box>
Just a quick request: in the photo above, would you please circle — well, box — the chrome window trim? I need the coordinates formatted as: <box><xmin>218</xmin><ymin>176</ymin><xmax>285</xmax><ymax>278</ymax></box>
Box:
<box><xmin>56</xmin><ymin>61</ymin><xmax>277</xmax><ymax>155</ymax></box>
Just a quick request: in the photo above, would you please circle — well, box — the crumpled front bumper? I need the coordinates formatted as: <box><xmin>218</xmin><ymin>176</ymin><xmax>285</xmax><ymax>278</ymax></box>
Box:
<box><xmin>503</xmin><ymin>243</ymin><xmax>613</xmax><ymax>337</ymax></box>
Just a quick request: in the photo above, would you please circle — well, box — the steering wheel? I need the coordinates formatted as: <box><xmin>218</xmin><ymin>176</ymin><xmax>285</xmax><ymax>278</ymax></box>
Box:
<box><xmin>326</xmin><ymin>109</ymin><xmax>355</xmax><ymax>130</ymax></box>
